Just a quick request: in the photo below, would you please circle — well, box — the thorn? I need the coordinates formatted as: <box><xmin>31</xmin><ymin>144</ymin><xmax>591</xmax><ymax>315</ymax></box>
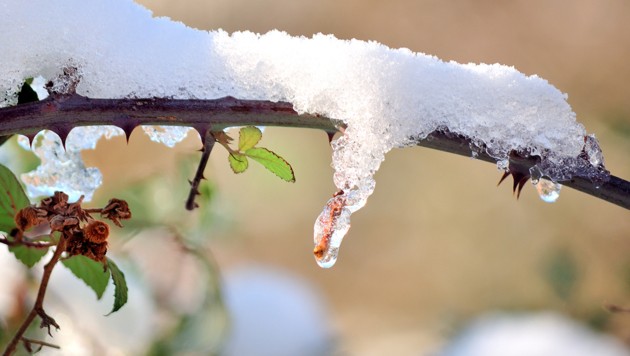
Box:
<box><xmin>511</xmin><ymin>172</ymin><xmax>528</xmax><ymax>194</ymax></box>
<box><xmin>497</xmin><ymin>171</ymin><xmax>510</xmax><ymax>186</ymax></box>
<box><xmin>24</xmin><ymin>133</ymin><xmax>37</xmax><ymax>146</ymax></box>
<box><xmin>497</xmin><ymin>169</ymin><xmax>530</xmax><ymax>199</ymax></box>
<box><xmin>193</xmin><ymin>125</ymin><xmax>211</xmax><ymax>146</ymax></box>
<box><xmin>325</xmin><ymin>129</ymin><xmax>337</xmax><ymax>144</ymax></box>
<box><xmin>122</xmin><ymin>126</ymin><xmax>135</xmax><ymax>143</ymax></box>
<box><xmin>53</xmin><ymin>128</ymin><xmax>70</xmax><ymax>150</ymax></box>
<box><xmin>515</xmin><ymin>176</ymin><xmax>529</xmax><ymax>199</ymax></box>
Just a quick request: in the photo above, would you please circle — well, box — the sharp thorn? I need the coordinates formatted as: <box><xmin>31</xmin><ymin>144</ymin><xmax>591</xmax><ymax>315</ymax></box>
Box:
<box><xmin>497</xmin><ymin>171</ymin><xmax>510</xmax><ymax>187</ymax></box>
<box><xmin>515</xmin><ymin>176</ymin><xmax>529</xmax><ymax>199</ymax></box>
<box><xmin>325</xmin><ymin>129</ymin><xmax>337</xmax><ymax>144</ymax></box>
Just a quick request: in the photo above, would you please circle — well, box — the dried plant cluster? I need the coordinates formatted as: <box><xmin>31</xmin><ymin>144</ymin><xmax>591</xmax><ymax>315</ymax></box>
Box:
<box><xmin>14</xmin><ymin>192</ymin><xmax>130</xmax><ymax>263</ymax></box>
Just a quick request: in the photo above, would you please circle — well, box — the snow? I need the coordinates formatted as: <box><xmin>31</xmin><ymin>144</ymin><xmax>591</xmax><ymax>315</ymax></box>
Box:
<box><xmin>0</xmin><ymin>0</ymin><xmax>604</xmax><ymax>266</ymax></box>
<box><xmin>441</xmin><ymin>312</ymin><xmax>630</xmax><ymax>356</ymax></box>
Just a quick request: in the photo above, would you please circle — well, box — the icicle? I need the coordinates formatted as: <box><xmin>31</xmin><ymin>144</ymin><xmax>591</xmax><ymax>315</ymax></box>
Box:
<box><xmin>313</xmin><ymin>192</ymin><xmax>351</xmax><ymax>268</ymax></box>
<box><xmin>535</xmin><ymin>179</ymin><xmax>562</xmax><ymax>203</ymax></box>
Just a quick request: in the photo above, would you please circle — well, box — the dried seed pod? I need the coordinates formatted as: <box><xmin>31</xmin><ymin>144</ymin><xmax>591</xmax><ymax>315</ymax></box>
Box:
<box><xmin>101</xmin><ymin>198</ymin><xmax>131</xmax><ymax>227</ymax></box>
<box><xmin>14</xmin><ymin>206</ymin><xmax>41</xmax><ymax>231</ymax></box>
<box><xmin>90</xmin><ymin>242</ymin><xmax>108</xmax><ymax>263</ymax></box>
<box><xmin>83</xmin><ymin>220</ymin><xmax>110</xmax><ymax>244</ymax></box>
<box><xmin>49</xmin><ymin>215</ymin><xmax>80</xmax><ymax>232</ymax></box>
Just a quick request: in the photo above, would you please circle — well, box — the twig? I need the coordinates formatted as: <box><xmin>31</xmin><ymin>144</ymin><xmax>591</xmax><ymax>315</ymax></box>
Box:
<box><xmin>19</xmin><ymin>337</ymin><xmax>61</xmax><ymax>351</ymax></box>
<box><xmin>0</xmin><ymin>236</ymin><xmax>54</xmax><ymax>249</ymax></box>
<box><xmin>3</xmin><ymin>236</ymin><xmax>67</xmax><ymax>356</ymax></box>
<box><xmin>0</xmin><ymin>93</ymin><xmax>628</xmax><ymax>210</ymax></box>
<box><xmin>186</xmin><ymin>131</ymin><xmax>216</xmax><ymax>210</ymax></box>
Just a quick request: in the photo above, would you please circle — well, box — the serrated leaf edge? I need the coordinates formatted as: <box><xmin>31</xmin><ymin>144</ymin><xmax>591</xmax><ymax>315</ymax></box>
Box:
<box><xmin>245</xmin><ymin>147</ymin><xmax>295</xmax><ymax>182</ymax></box>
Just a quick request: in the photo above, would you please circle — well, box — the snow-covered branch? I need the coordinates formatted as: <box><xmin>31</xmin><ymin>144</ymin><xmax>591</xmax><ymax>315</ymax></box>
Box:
<box><xmin>3</xmin><ymin>0</ymin><xmax>626</xmax><ymax>267</ymax></box>
<box><xmin>0</xmin><ymin>94</ymin><xmax>628</xmax><ymax>211</ymax></box>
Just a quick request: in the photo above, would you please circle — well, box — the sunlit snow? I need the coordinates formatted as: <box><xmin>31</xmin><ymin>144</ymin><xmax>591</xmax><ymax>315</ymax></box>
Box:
<box><xmin>0</xmin><ymin>0</ymin><xmax>604</xmax><ymax>267</ymax></box>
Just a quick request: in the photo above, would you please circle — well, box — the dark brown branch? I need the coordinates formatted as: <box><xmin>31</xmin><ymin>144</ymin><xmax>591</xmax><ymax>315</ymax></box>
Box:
<box><xmin>0</xmin><ymin>94</ymin><xmax>331</xmax><ymax>141</ymax></box>
<box><xmin>3</xmin><ymin>236</ymin><xmax>66</xmax><ymax>356</ymax></box>
<box><xmin>0</xmin><ymin>236</ymin><xmax>54</xmax><ymax>249</ymax></box>
<box><xmin>0</xmin><ymin>94</ymin><xmax>628</xmax><ymax>210</ymax></box>
<box><xmin>186</xmin><ymin>131</ymin><xmax>216</xmax><ymax>210</ymax></box>
<box><xmin>19</xmin><ymin>337</ymin><xmax>60</xmax><ymax>351</ymax></box>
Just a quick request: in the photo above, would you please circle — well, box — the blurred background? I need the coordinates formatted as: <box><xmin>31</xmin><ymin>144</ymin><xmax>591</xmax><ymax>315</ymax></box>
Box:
<box><xmin>2</xmin><ymin>0</ymin><xmax>630</xmax><ymax>354</ymax></box>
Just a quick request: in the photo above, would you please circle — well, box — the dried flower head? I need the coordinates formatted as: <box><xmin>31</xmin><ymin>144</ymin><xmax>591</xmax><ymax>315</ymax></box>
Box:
<box><xmin>83</xmin><ymin>221</ymin><xmax>110</xmax><ymax>244</ymax></box>
<box><xmin>100</xmin><ymin>198</ymin><xmax>131</xmax><ymax>227</ymax></box>
<box><xmin>14</xmin><ymin>206</ymin><xmax>46</xmax><ymax>231</ymax></box>
<box><xmin>49</xmin><ymin>215</ymin><xmax>80</xmax><ymax>232</ymax></box>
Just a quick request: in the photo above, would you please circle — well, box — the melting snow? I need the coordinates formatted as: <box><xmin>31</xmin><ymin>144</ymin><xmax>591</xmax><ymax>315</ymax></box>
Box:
<box><xmin>0</xmin><ymin>0</ymin><xmax>604</xmax><ymax>266</ymax></box>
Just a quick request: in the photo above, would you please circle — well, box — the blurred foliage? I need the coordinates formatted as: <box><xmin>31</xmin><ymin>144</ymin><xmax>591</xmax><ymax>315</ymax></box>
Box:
<box><xmin>112</xmin><ymin>155</ymin><xmax>228</xmax><ymax>353</ymax></box>
<box><xmin>543</xmin><ymin>248</ymin><xmax>579</xmax><ymax>301</ymax></box>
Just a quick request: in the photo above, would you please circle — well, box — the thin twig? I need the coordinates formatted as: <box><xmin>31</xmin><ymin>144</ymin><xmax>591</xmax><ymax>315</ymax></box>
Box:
<box><xmin>19</xmin><ymin>337</ymin><xmax>61</xmax><ymax>350</ymax></box>
<box><xmin>0</xmin><ymin>94</ymin><xmax>628</xmax><ymax>210</ymax></box>
<box><xmin>186</xmin><ymin>131</ymin><xmax>216</xmax><ymax>210</ymax></box>
<box><xmin>0</xmin><ymin>236</ymin><xmax>54</xmax><ymax>249</ymax></box>
<box><xmin>3</xmin><ymin>236</ymin><xmax>67</xmax><ymax>356</ymax></box>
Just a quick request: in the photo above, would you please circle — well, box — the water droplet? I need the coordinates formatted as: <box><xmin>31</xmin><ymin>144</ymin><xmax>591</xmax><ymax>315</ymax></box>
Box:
<box><xmin>313</xmin><ymin>194</ymin><xmax>352</xmax><ymax>268</ymax></box>
<box><xmin>535</xmin><ymin>179</ymin><xmax>562</xmax><ymax>203</ymax></box>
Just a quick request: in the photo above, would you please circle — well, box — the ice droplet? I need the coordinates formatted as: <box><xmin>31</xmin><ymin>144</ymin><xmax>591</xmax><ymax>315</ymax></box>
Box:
<box><xmin>535</xmin><ymin>179</ymin><xmax>562</xmax><ymax>203</ymax></box>
<box><xmin>18</xmin><ymin>127</ymin><xmax>123</xmax><ymax>201</ymax></box>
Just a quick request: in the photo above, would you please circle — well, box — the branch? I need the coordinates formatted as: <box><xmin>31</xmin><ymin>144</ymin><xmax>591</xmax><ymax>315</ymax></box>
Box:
<box><xmin>0</xmin><ymin>93</ymin><xmax>628</xmax><ymax>210</ymax></box>
<box><xmin>3</xmin><ymin>236</ymin><xmax>66</xmax><ymax>355</ymax></box>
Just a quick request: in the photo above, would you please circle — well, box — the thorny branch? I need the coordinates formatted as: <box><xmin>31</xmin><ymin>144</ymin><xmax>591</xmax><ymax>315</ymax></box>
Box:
<box><xmin>0</xmin><ymin>93</ymin><xmax>629</xmax><ymax>210</ymax></box>
<box><xmin>3</xmin><ymin>235</ymin><xmax>66</xmax><ymax>356</ymax></box>
<box><xmin>2</xmin><ymin>193</ymin><xmax>131</xmax><ymax>355</ymax></box>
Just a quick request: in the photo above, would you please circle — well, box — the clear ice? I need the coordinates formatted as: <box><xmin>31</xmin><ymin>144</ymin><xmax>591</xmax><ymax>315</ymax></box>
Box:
<box><xmin>0</xmin><ymin>0</ymin><xmax>608</xmax><ymax>268</ymax></box>
<box><xmin>141</xmin><ymin>126</ymin><xmax>192</xmax><ymax>148</ymax></box>
<box><xmin>18</xmin><ymin>127</ymin><xmax>124</xmax><ymax>201</ymax></box>
<box><xmin>535</xmin><ymin>179</ymin><xmax>562</xmax><ymax>203</ymax></box>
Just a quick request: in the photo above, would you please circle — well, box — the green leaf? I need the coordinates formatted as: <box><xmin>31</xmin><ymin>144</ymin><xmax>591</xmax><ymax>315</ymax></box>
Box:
<box><xmin>62</xmin><ymin>255</ymin><xmax>110</xmax><ymax>300</ymax></box>
<box><xmin>245</xmin><ymin>147</ymin><xmax>295</xmax><ymax>182</ymax></box>
<box><xmin>0</xmin><ymin>163</ymin><xmax>30</xmax><ymax>232</ymax></box>
<box><xmin>106</xmin><ymin>257</ymin><xmax>128</xmax><ymax>315</ymax></box>
<box><xmin>238</xmin><ymin>126</ymin><xmax>262</xmax><ymax>151</ymax></box>
<box><xmin>228</xmin><ymin>153</ymin><xmax>248</xmax><ymax>174</ymax></box>
<box><xmin>8</xmin><ymin>235</ymin><xmax>50</xmax><ymax>268</ymax></box>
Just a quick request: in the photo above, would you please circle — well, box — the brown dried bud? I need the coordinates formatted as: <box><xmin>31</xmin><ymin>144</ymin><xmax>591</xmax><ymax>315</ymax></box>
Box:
<box><xmin>49</xmin><ymin>215</ymin><xmax>80</xmax><ymax>232</ymax></box>
<box><xmin>101</xmin><ymin>198</ymin><xmax>131</xmax><ymax>227</ymax></box>
<box><xmin>83</xmin><ymin>220</ymin><xmax>110</xmax><ymax>244</ymax></box>
<box><xmin>90</xmin><ymin>241</ymin><xmax>108</xmax><ymax>263</ymax></box>
<box><xmin>14</xmin><ymin>206</ymin><xmax>41</xmax><ymax>231</ymax></box>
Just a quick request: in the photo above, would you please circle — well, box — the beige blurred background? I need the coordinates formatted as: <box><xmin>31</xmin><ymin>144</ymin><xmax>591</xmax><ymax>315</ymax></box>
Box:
<box><xmin>83</xmin><ymin>0</ymin><xmax>630</xmax><ymax>354</ymax></box>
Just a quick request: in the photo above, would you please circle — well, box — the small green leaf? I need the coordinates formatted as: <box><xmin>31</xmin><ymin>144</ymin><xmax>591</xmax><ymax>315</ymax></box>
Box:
<box><xmin>0</xmin><ymin>163</ymin><xmax>30</xmax><ymax>232</ymax></box>
<box><xmin>62</xmin><ymin>255</ymin><xmax>110</xmax><ymax>300</ymax></box>
<box><xmin>244</xmin><ymin>147</ymin><xmax>295</xmax><ymax>182</ymax></box>
<box><xmin>238</xmin><ymin>126</ymin><xmax>262</xmax><ymax>151</ymax></box>
<box><xmin>9</xmin><ymin>236</ymin><xmax>50</xmax><ymax>268</ymax></box>
<box><xmin>106</xmin><ymin>257</ymin><xmax>128</xmax><ymax>315</ymax></box>
<box><xmin>228</xmin><ymin>153</ymin><xmax>249</xmax><ymax>174</ymax></box>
